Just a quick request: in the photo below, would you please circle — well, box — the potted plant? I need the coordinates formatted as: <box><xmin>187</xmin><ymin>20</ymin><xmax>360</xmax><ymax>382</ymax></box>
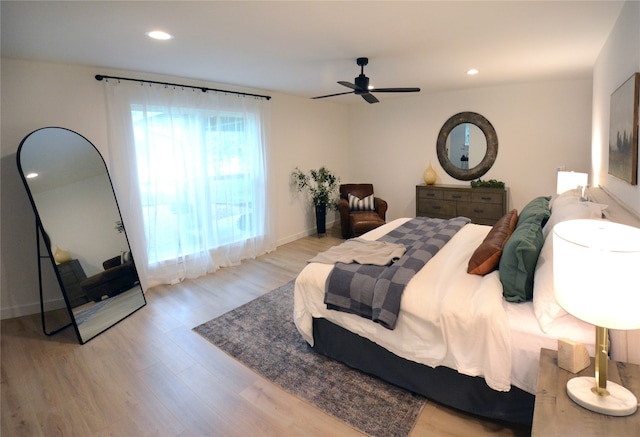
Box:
<box><xmin>291</xmin><ymin>166</ymin><xmax>340</xmax><ymax>235</ymax></box>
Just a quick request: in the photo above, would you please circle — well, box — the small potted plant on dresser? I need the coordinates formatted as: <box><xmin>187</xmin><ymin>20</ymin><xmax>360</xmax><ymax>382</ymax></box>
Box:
<box><xmin>291</xmin><ymin>166</ymin><xmax>340</xmax><ymax>236</ymax></box>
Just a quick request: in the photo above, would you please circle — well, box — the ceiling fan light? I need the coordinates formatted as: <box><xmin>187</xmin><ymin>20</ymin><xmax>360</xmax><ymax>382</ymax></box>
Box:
<box><xmin>467</xmin><ymin>69</ymin><xmax>479</xmax><ymax>75</ymax></box>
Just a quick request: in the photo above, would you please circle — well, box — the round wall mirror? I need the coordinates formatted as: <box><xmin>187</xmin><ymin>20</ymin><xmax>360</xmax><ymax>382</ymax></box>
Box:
<box><xmin>436</xmin><ymin>112</ymin><xmax>498</xmax><ymax>181</ymax></box>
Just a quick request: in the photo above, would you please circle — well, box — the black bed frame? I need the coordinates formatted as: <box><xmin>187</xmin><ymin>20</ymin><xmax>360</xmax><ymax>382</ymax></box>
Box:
<box><xmin>312</xmin><ymin>317</ymin><xmax>534</xmax><ymax>426</ymax></box>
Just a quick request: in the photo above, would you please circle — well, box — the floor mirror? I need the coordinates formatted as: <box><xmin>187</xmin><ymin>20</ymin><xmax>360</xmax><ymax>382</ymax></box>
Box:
<box><xmin>17</xmin><ymin>127</ymin><xmax>146</xmax><ymax>344</ymax></box>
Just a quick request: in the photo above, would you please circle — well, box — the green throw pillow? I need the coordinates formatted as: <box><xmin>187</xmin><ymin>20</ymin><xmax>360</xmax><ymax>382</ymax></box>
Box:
<box><xmin>499</xmin><ymin>216</ymin><xmax>546</xmax><ymax>302</ymax></box>
<box><xmin>517</xmin><ymin>196</ymin><xmax>551</xmax><ymax>226</ymax></box>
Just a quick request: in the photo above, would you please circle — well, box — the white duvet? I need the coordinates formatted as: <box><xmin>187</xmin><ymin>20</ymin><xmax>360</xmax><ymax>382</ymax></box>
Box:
<box><xmin>294</xmin><ymin>218</ymin><xmax>513</xmax><ymax>392</ymax></box>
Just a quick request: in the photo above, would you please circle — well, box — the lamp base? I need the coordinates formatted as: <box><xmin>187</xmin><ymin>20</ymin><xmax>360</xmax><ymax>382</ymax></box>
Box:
<box><xmin>567</xmin><ymin>376</ymin><xmax>638</xmax><ymax>416</ymax></box>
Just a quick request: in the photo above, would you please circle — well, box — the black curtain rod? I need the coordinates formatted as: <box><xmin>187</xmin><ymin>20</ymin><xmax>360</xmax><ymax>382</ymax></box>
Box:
<box><xmin>95</xmin><ymin>74</ymin><xmax>271</xmax><ymax>100</ymax></box>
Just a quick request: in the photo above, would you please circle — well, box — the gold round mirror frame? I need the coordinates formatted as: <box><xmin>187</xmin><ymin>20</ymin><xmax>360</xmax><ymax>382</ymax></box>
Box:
<box><xmin>436</xmin><ymin>111</ymin><xmax>498</xmax><ymax>181</ymax></box>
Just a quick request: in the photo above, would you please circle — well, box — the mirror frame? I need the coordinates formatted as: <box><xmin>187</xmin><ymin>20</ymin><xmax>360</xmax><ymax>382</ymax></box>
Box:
<box><xmin>436</xmin><ymin>111</ymin><xmax>498</xmax><ymax>181</ymax></box>
<box><xmin>17</xmin><ymin>126</ymin><xmax>146</xmax><ymax>344</ymax></box>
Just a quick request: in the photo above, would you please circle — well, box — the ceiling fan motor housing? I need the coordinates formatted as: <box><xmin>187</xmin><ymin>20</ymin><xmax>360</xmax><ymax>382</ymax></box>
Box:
<box><xmin>354</xmin><ymin>75</ymin><xmax>370</xmax><ymax>94</ymax></box>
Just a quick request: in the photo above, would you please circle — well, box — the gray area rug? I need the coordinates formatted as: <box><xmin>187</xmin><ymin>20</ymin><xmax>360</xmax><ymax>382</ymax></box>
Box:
<box><xmin>193</xmin><ymin>280</ymin><xmax>426</xmax><ymax>437</ymax></box>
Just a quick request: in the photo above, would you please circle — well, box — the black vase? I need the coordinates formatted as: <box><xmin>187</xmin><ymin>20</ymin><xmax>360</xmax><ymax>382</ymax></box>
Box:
<box><xmin>315</xmin><ymin>204</ymin><xmax>327</xmax><ymax>236</ymax></box>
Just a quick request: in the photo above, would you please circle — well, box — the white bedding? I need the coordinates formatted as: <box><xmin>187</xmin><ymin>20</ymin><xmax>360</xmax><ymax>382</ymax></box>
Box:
<box><xmin>294</xmin><ymin>217</ymin><xmax>595</xmax><ymax>395</ymax></box>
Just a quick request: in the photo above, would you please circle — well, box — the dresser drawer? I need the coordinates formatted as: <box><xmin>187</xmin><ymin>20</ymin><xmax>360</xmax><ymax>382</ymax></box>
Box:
<box><xmin>417</xmin><ymin>188</ymin><xmax>444</xmax><ymax>200</ymax></box>
<box><xmin>444</xmin><ymin>191</ymin><xmax>470</xmax><ymax>202</ymax></box>
<box><xmin>458</xmin><ymin>202</ymin><xmax>504</xmax><ymax>220</ymax></box>
<box><xmin>417</xmin><ymin>199</ymin><xmax>456</xmax><ymax>217</ymax></box>
<box><xmin>470</xmin><ymin>191</ymin><xmax>503</xmax><ymax>204</ymax></box>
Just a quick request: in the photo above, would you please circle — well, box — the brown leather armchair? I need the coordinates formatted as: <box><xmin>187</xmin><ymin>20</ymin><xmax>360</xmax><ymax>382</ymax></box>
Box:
<box><xmin>338</xmin><ymin>184</ymin><xmax>388</xmax><ymax>239</ymax></box>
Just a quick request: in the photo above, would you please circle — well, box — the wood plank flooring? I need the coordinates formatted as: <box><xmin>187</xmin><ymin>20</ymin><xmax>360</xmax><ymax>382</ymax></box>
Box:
<box><xmin>1</xmin><ymin>224</ymin><xmax>531</xmax><ymax>436</ymax></box>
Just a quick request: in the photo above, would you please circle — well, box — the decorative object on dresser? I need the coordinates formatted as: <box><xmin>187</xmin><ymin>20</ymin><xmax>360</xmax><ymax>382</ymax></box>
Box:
<box><xmin>532</xmin><ymin>349</ymin><xmax>640</xmax><ymax>436</ymax></box>
<box><xmin>423</xmin><ymin>162</ymin><xmax>437</xmax><ymax>185</ymax></box>
<box><xmin>338</xmin><ymin>184</ymin><xmax>387</xmax><ymax>239</ymax></box>
<box><xmin>291</xmin><ymin>166</ymin><xmax>340</xmax><ymax>236</ymax></box>
<box><xmin>53</xmin><ymin>246</ymin><xmax>72</xmax><ymax>264</ymax></box>
<box><xmin>553</xmin><ymin>219</ymin><xmax>640</xmax><ymax>416</ymax></box>
<box><xmin>416</xmin><ymin>184</ymin><xmax>507</xmax><ymax>225</ymax></box>
<box><xmin>436</xmin><ymin>111</ymin><xmax>498</xmax><ymax>181</ymax></box>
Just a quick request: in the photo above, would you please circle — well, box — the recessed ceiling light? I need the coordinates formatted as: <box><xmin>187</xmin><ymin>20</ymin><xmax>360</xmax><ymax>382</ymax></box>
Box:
<box><xmin>26</xmin><ymin>172</ymin><xmax>38</xmax><ymax>178</ymax></box>
<box><xmin>146</xmin><ymin>30</ymin><xmax>173</xmax><ymax>40</ymax></box>
<box><xmin>466</xmin><ymin>69</ymin><xmax>479</xmax><ymax>75</ymax></box>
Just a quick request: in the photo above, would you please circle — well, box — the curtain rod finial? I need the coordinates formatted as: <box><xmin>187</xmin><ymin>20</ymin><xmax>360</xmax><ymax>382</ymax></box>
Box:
<box><xmin>95</xmin><ymin>75</ymin><xmax>104</xmax><ymax>81</ymax></box>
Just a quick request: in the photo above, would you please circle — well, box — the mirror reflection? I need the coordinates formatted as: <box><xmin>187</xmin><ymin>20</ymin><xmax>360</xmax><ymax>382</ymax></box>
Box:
<box><xmin>17</xmin><ymin>127</ymin><xmax>146</xmax><ymax>344</ymax></box>
<box><xmin>447</xmin><ymin>123</ymin><xmax>487</xmax><ymax>169</ymax></box>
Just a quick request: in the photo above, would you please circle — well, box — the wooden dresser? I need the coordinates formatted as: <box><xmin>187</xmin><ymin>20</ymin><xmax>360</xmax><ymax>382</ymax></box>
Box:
<box><xmin>416</xmin><ymin>184</ymin><xmax>508</xmax><ymax>225</ymax></box>
<box><xmin>57</xmin><ymin>259</ymin><xmax>89</xmax><ymax>308</ymax></box>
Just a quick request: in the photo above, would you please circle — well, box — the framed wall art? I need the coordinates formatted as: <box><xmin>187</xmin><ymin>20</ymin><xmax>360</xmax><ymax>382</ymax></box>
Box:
<box><xmin>609</xmin><ymin>72</ymin><xmax>639</xmax><ymax>185</ymax></box>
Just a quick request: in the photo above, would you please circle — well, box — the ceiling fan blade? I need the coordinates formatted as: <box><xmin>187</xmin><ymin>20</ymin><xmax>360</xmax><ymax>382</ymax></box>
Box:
<box><xmin>338</xmin><ymin>81</ymin><xmax>361</xmax><ymax>91</ymax></box>
<box><xmin>370</xmin><ymin>87</ymin><xmax>421</xmax><ymax>93</ymax></box>
<box><xmin>361</xmin><ymin>93</ymin><xmax>379</xmax><ymax>104</ymax></box>
<box><xmin>311</xmin><ymin>91</ymin><xmax>354</xmax><ymax>100</ymax></box>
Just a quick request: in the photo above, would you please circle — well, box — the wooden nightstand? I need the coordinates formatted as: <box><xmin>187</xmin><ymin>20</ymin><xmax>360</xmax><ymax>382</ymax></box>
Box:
<box><xmin>532</xmin><ymin>348</ymin><xmax>640</xmax><ymax>436</ymax></box>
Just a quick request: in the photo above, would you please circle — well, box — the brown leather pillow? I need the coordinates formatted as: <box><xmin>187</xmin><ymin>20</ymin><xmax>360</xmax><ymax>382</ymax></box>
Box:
<box><xmin>467</xmin><ymin>209</ymin><xmax>518</xmax><ymax>275</ymax></box>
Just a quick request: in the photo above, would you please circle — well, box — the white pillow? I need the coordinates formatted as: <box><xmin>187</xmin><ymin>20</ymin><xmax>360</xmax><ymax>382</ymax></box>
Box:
<box><xmin>533</xmin><ymin>236</ymin><xmax>566</xmax><ymax>332</ymax></box>
<box><xmin>542</xmin><ymin>201</ymin><xmax>607</xmax><ymax>240</ymax></box>
<box><xmin>348</xmin><ymin>193</ymin><xmax>375</xmax><ymax>211</ymax></box>
<box><xmin>534</xmin><ymin>202</ymin><xmax>606</xmax><ymax>332</ymax></box>
<box><xmin>549</xmin><ymin>187</ymin><xmax>582</xmax><ymax>209</ymax></box>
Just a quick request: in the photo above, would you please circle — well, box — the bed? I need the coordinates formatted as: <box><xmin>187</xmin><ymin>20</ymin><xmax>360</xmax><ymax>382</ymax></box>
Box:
<box><xmin>294</xmin><ymin>188</ymin><xmax>608</xmax><ymax>425</ymax></box>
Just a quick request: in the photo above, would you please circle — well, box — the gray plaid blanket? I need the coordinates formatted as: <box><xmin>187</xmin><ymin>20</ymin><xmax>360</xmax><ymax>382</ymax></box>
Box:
<box><xmin>324</xmin><ymin>216</ymin><xmax>471</xmax><ymax>330</ymax></box>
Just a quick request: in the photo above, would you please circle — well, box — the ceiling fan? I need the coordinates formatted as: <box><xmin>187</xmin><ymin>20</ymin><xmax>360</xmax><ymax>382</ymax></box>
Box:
<box><xmin>312</xmin><ymin>57</ymin><xmax>420</xmax><ymax>104</ymax></box>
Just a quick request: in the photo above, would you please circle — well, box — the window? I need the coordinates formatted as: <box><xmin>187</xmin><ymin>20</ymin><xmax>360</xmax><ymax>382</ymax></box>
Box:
<box><xmin>103</xmin><ymin>79</ymin><xmax>273</xmax><ymax>286</ymax></box>
<box><xmin>131</xmin><ymin>105</ymin><xmax>265</xmax><ymax>264</ymax></box>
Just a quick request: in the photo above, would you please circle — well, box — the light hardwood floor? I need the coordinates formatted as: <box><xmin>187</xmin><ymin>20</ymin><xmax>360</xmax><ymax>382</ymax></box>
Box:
<box><xmin>1</xmin><ymin>224</ymin><xmax>531</xmax><ymax>436</ymax></box>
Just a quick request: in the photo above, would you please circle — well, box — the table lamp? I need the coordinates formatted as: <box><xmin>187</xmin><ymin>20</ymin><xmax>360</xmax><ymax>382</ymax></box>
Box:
<box><xmin>553</xmin><ymin>219</ymin><xmax>640</xmax><ymax>416</ymax></box>
<box><xmin>556</xmin><ymin>171</ymin><xmax>588</xmax><ymax>196</ymax></box>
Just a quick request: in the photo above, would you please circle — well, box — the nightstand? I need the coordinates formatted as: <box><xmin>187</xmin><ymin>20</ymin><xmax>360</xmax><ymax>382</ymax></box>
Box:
<box><xmin>532</xmin><ymin>348</ymin><xmax>640</xmax><ymax>436</ymax></box>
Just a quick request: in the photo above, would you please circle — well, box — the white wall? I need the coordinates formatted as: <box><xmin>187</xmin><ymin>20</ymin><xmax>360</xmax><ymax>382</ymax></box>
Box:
<box><xmin>348</xmin><ymin>79</ymin><xmax>593</xmax><ymax>219</ymax></box>
<box><xmin>0</xmin><ymin>58</ymin><xmax>348</xmax><ymax>318</ymax></box>
<box><xmin>592</xmin><ymin>0</ymin><xmax>640</xmax><ymax>213</ymax></box>
<box><xmin>33</xmin><ymin>174</ymin><xmax>129</xmax><ymax>277</ymax></box>
<box><xmin>591</xmin><ymin>0</ymin><xmax>640</xmax><ymax>364</ymax></box>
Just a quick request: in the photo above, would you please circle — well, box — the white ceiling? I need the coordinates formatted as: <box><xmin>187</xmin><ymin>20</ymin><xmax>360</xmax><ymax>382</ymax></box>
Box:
<box><xmin>0</xmin><ymin>1</ymin><xmax>625</xmax><ymax>104</ymax></box>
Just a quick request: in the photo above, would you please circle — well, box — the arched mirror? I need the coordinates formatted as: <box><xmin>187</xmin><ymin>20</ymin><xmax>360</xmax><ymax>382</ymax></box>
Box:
<box><xmin>17</xmin><ymin>127</ymin><xmax>146</xmax><ymax>344</ymax></box>
<box><xmin>436</xmin><ymin>112</ymin><xmax>498</xmax><ymax>181</ymax></box>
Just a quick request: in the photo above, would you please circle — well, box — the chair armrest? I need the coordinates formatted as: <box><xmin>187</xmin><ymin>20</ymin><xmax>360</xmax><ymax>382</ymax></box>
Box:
<box><xmin>374</xmin><ymin>197</ymin><xmax>388</xmax><ymax>220</ymax></box>
<box><xmin>338</xmin><ymin>198</ymin><xmax>351</xmax><ymax>238</ymax></box>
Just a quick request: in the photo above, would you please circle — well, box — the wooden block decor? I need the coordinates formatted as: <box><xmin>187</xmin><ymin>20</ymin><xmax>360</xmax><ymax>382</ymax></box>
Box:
<box><xmin>557</xmin><ymin>338</ymin><xmax>591</xmax><ymax>374</ymax></box>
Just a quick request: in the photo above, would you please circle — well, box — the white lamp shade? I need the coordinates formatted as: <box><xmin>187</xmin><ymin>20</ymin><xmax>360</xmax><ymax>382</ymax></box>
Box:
<box><xmin>556</xmin><ymin>171</ymin><xmax>588</xmax><ymax>195</ymax></box>
<box><xmin>553</xmin><ymin>219</ymin><xmax>640</xmax><ymax>330</ymax></box>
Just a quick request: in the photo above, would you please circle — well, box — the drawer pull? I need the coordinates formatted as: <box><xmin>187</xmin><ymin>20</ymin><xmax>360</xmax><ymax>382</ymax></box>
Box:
<box><xmin>432</xmin><ymin>205</ymin><xmax>441</xmax><ymax>210</ymax></box>
<box><xmin>426</xmin><ymin>193</ymin><xmax>436</xmax><ymax>197</ymax></box>
<box><xmin>473</xmin><ymin>209</ymin><xmax>484</xmax><ymax>214</ymax></box>
<box><xmin>452</xmin><ymin>195</ymin><xmax>462</xmax><ymax>199</ymax></box>
<box><xmin>480</xmin><ymin>196</ymin><xmax>492</xmax><ymax>201</ymax></box>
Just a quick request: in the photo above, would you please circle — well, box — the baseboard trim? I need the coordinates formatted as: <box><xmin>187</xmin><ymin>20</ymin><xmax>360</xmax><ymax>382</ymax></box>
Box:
<box><xmin>1</xmin><ymin>297</ymin><xmax>67</xmax><ymax>320</ymax></box>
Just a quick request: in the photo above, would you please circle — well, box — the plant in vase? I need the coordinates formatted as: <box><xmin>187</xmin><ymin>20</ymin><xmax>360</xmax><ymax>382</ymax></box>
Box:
<box><xmin>291</xmin><ymin>166</ymin><xmax>340</xmax><ymax>235</ymax></box>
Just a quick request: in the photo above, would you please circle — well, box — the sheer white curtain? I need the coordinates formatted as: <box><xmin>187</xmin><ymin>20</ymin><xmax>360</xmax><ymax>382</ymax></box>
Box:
<box><xmin>103</xmin><ymin>80</ymin><xmax>274</xmax><ymax>288</ymax></box>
